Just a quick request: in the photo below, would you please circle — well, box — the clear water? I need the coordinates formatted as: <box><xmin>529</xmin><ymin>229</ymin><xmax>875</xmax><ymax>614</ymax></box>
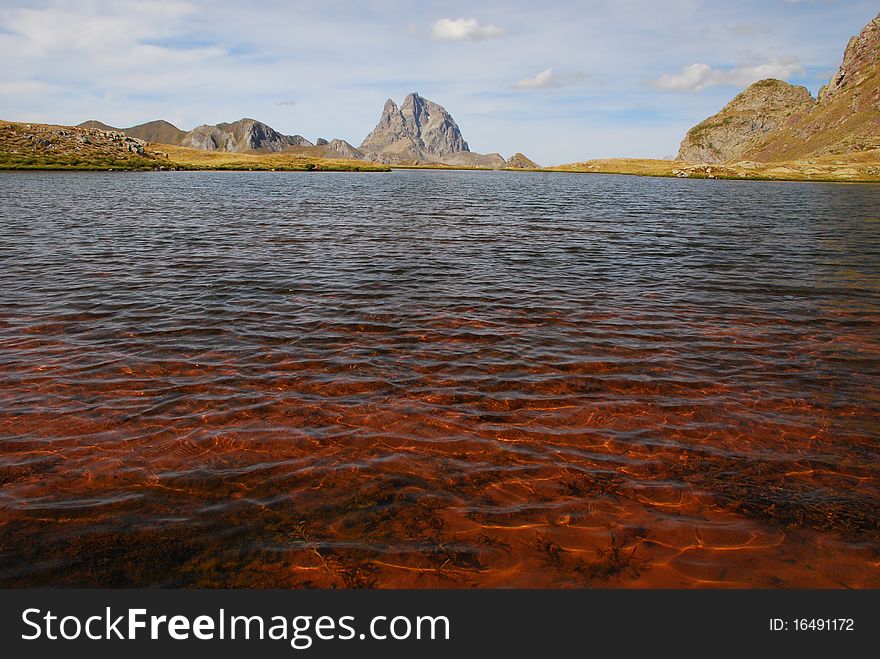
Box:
<box><xmin>0</xmin><ymin>169</ymin><xmax>878</xmax><ymax>587</ymax></box>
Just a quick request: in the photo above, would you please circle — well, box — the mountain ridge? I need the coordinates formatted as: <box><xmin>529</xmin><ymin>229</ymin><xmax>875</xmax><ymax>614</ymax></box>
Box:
<box><xmin>678</xmin><ymin>11</ymin><xmax>880</xmax><ymax>164</ymax></box>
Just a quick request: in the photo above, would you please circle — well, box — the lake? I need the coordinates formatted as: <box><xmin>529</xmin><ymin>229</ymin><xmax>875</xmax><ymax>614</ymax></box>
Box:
<box><xmin>0</xmin><ymin>169</ymin><xmax>878</xmax><ymax>587</ymax></box>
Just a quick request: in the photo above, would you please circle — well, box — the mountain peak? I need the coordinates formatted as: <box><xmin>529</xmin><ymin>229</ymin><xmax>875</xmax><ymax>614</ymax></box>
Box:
<box><xmin>678</xmin><ymin>11</ymin><xmax>880</xmax><ymax>163</ymax></box>
<box><xmin>359</xmin><ymin>92</ymin><xmax>469</xmax><ymax>164</ymax></box>
<box><xmin>818</xmin><ymin>12</ymin><xmax>880</xmax><ymax>102</ymax></box>
<box><xmin>181</xmin><ymin>118</ymin><xmax>312</xmax><ymax>152</ymax></box>
<box><xmin>677</xmin><ymin>78</ymin><xmax>813</xmax><ymax>163</ymax></box>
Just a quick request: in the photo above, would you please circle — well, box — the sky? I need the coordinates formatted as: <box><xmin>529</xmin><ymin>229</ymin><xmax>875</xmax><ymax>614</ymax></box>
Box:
<box><xmin>0</xmin><ymin>0</ymin><xmax>876</xmax><ymax>165</ymax></box>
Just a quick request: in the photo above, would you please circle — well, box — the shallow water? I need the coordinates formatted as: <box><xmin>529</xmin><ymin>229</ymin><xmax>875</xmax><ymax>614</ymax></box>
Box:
<box><xmin>0</xmin><ymin>169</ymin><xmax>878</xmax><ymax>587</ymax></box>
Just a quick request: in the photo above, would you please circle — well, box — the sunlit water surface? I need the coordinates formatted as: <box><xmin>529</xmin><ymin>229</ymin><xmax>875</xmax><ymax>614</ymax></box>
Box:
<box><xmin>0</xmin><ymin>170</ymin><xmax>878</xmax><ymax>587</ymax></box>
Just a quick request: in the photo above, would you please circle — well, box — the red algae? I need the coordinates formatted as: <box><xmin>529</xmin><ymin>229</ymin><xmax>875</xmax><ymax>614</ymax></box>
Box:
<box><xmin>0</xmin><ymin>170</ymin><xmax>878</xmax><ymax>588</ymax></box>
<box><xmin>1</xmin><ymin>303</ymin><xmax>878</xmax><ymax>588</ymax></box>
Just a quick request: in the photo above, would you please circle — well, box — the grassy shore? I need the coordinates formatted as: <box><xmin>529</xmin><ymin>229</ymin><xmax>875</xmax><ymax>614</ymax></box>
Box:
<box><xmin>549</xmin><ymin>152</ymin><xmax>880</xmax><ymax>183</ymax></box>
<box><xmin>151</xmin><ymin>144</ymin><xmax>389</xmax><ymax>172</ymax></box>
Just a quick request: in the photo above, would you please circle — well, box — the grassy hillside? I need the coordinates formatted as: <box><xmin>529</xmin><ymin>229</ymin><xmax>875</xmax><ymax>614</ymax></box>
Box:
<box><xmin>0</xmin><ymin>120</ymin><xmax>160</xmax><ymax>170</ymax></box>
<box><xmin>0</xmin><ymin>121</ymin><xmax>389</xmax><ymax>172</ymax></box>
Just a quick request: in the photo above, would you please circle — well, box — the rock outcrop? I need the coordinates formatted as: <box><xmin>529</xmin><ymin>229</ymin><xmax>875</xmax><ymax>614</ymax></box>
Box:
<box><xmin>181</xmin><ymin>118</ymin><xmax>313</xmax><ymax>152</ymax></box>
<box><xmin>359</xmin><ymin>92</ymin><xmax>470</xmax><ymax>164</ymax></box>
<box><xmin>3</xmin><ymin>120</ymin><xmax>155</xmax><ymax>167</ymax></box>
<box><xmin>676</xmin><ymin>79</ymin><xmax>813</xmax><ymax>163</ymax></box>
<box><xmin>505</xmin><ymin>152</ymin><xmax>540</xmax><ymax>169</ymax></box>
<box><xmin>819</xmin><ymin>13</ymin><xmax>880</xmax><ymax>102</ymax></box>
<box><xmin>677</xmin><ymin>12</ymin><xmax>880</xmax><ymax>164</ymax></box>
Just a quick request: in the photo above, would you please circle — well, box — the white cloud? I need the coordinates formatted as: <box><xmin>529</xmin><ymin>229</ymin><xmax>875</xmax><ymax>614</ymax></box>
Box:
<box><xmin>431</xmin><ymin>18</ymin><xmax>505</xmax><ymax>41</ymax></box>
<box><xmin>276</xmin><ymin>99</ymin><xmax>297</xmax><ymax>107</ymax></box>
<box><xmin>513</xmin><ymin>67</ymin><xmax>588</xmax><ymax>90</ymax></box>
<box><xmin>651</xmin><ymin>59</ymin><xmax>805</xmax><ymax>92</ymax></box>
<box><xmin>514</xmin><ymin>68</ymin><xmax>558</xmax><ymax>89</ymax></box>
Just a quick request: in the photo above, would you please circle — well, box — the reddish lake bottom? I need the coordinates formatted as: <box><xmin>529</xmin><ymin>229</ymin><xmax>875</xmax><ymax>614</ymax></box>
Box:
<box><xmin>0</xmin><ymin>170</ymin><xmax>878</xmax><ymax>587</ymax></box>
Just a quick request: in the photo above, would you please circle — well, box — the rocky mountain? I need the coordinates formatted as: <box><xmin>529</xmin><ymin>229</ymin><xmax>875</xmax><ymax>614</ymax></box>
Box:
<box><xmin>678</xmin><ymin>12</ymin><xmax>880</xmax><ymax>164</ymax></box>
<box><xmin>359</xmin><ymin>92</ymin><xmax>470</xmax><ymax>164</ymax></box>
<box><xmin>742</xmin><ymin>12</ymin><xmax>880</xmax><ymax>161</ymax></box>
<box><xmin>181</xmin><ymin>118</ymin><xmax>312</xmax><ymax>152</ymax></box>
<box><xmin>79</xmin><ymin>118</ymin><xmax>312</xmax><ymax>153</ymax></box>
<box><xmin>357</xmin><ymin>92</ymin><xmax>536</xmax><ymax>168</ymax></box>
<box><xmin>676</xmin><ymin>79</ymin><xmax>813</xmax><ymax>163</ymax></box>
<box><xmin>76</xmin><ymin>92</ymin><xmax>537</xmax><ymax>167</ymax></box>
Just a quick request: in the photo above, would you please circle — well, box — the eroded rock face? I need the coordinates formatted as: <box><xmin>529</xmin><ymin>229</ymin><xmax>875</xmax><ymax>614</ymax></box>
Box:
<box><xmin>676</xmin><ymin>79</ymin><xmax>813</xmax><ymax>163</ymax></box>
<box><xmin>359</xmin><ymin>93</ymin><xmax>470</xmax><ymax>164</ymax></box>
<box><xmin>819</xmin><ymin>13</ymin><xmax>880</xmax><ymax>102</ymax></box>
<box><xmin>181</xmin><ymin>119</ymin><xmax>313</xmax><ymax>152</ymax></box>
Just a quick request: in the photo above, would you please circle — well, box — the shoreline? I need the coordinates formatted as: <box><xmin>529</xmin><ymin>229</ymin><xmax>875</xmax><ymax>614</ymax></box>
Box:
<box><xmin>4</xmin><ymin>163</ymin><xmax>880</xmax><ymax>185</ymax></box>
<box><xmin>3</xmin><ymin>120</ymin><xmax>879</xmax><ymax>183</ymax></box>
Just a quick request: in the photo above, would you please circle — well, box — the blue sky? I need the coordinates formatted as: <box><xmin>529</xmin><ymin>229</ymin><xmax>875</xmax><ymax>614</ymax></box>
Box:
<box><xmin>0</xmin><ymin>0</ymin><xmax>876</xmax><ymax>164</ymax></box>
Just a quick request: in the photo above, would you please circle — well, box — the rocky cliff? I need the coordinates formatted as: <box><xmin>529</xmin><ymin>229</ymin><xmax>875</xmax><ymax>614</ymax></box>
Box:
<box><xmin>678</xmin><ymin>12</ymin><xmax>880</xmax><ymax>164</ymax></box>
<box><xmin>359</xmin><ymin>93</ymin><xmax>470</xmax><ymax>164</ymax></box>
<box><xmin>676</xmin><ymin>79</ymin><xmax>813</xmax><ymax>163</ymax></box>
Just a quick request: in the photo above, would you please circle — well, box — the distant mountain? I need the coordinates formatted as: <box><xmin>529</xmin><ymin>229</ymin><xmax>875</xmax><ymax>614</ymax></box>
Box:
<box><xmin>440</xmin><ymin>151</ymin><xmax>507</xmax><ymax>168</ymax></box>
<box><xmin>124</xmin><ymin>120</ymin><xmax>188</xmax><ymax>145</ymax></box>
<box><xmin>505</xmin><ymin>152</ymin><xmax>540</xmax><ymax>169</ymax></box>
<box><xmin>359</xmin><ymin>92</ymin><xmax>470</xmax><ymax>164</ymax></box>
<box><xmin>319</xmin><ymin>138</ymin><xmax>364</xmax><ymax>159</ymax></box>
<box><xmin>78</xmin><ymin>119</ymin><xmax>187</xmax><ymax>145</ymax></box>
<box><xmin>181</xmin><ymin>118</ymin><xmax>312</xmax><ymax>152</ymax></box>
<box><xmin>79</xmin><ymin>118</ymin><xmax>313</xmax><ymax>153</ymax></box>
<box><xmin>78</xmin><ymin>120</ymin><xmax>117</xmax><ymax>132</ymax></box>
<box><xmin>77</xmin><ymin>93</ymin><xmax>537</xmax><ymax>166</ymax></box>
<box><xmin>357</xmin><ymin>92</ymin><xmax>535</xmax><ymax>168</ymax></box>
<box><xmin>678</xmin><ymin>12</ymin><xmax>880</xmax><ymax>164</ymax></box>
